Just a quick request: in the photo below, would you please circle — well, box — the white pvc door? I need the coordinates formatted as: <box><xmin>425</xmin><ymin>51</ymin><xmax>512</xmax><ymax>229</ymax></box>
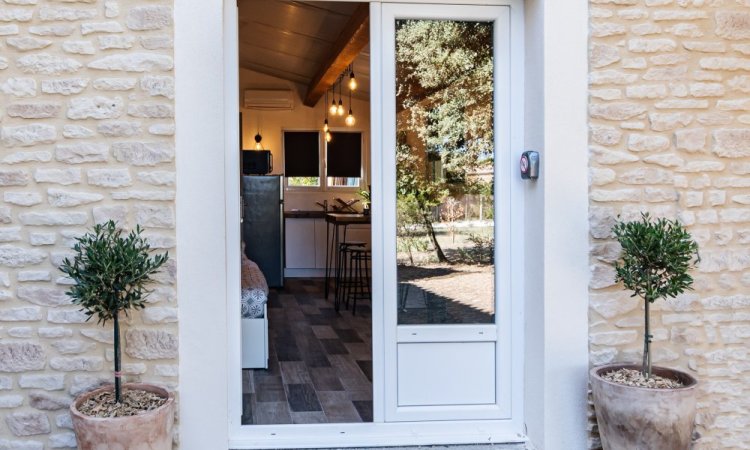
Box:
<box><xmin>379</xmin><ymin>3</ymin><xmax>516</xmax><ymax>422</ymax></box>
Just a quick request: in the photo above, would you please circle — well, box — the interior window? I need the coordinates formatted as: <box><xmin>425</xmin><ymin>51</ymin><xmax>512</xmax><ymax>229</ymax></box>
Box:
<box><xmin>284</xmin><ymin>131</ymin><xmax>320</xmax><ymax>187</ymax></box>
<box><xmin>326</xmin><ymin>131</ymin><xmax>362</xmax><ymax>188</ymax></box>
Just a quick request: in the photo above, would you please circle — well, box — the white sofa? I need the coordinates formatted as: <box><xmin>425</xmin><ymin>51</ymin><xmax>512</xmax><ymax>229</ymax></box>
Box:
<box><xmin>240</xmin><ymin>254</ymin><xmax>269</xmax><ymax>369</ymax></box>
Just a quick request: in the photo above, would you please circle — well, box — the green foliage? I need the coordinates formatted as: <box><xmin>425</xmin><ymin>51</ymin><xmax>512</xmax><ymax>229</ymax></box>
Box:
<box><xmin>395</xmin><ymin>19</ymin><xmax>494</xmax><ymax>262</ymax></box>
<box><xmin>358</xmin><ymin>188</ymin><xmax>371</xmax><ymax>206</ymax></box>
<box><xmin>464</xmin><ymin>179</ymin><xmax>494</xmax><ymax>197</ymax></box>
<box><xmin>59</xmin><ymin>221</ymin><xmax>169</xmax><ymax>324</ymax></box>
<box><xmin>397</xmin><ymin>235</ymin><xmax>430</xmax><ymax>254</ymax></box>
<box><xmin>396</xmin><ymin>142</ymin><xmax>449</xmax><ymax>261</ymax></box>
<box><xmin>459</xmin><ymin>233</ymin><xmax>494</xmax><ymax>265</ymax></box>
<box><xmin>612</xmin><ymin>213</ymin><xmax>698</xmax><ymax>377</ymax></box>
<box><xmin>397</xmin><ymin>195</ymin><xmax>431</xmax><ymax>265</ymax></box>
<box><xmin>613</xmin><ymin>213</ymin><xmax>699</xmax><ymax>304</ymax></box>
<box><xmin>288</xmin><ymin>177</ymin><xmax>319</xmax><ymax>187</ymax></box>
<box><xmin>396</xmin><ymin>144</ymin><xmax>447</xmax><ymax>207</ymax></box>
<box><xmin>396</xmin><ymin>20</ymin><xmax>494</xmax><ymax>176</ymax></box>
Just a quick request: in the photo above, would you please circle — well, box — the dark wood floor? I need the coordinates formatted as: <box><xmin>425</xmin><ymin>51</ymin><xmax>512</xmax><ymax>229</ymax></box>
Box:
<box><xmin>242</xmin><ymin>278</ymin><xmax>373</xmax><ymax>424</ymax></box>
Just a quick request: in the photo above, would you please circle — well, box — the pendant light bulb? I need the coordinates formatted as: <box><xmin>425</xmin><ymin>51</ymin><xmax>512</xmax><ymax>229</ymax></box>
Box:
<box><xmin>329</xmin><ymin>86</ymin><xmax>337</xmax><ymax>115</ymax></box>
<box><xmin>325</xmin><ymin>131</ymin><xmax>332</xmax><ymax>143</ymax></box>
<box><xmin>329</xmin><ymin>98</ymin><xmax>337</xmax><ymax>115</ymax></box>
<box><xmin>323</xmin><ymin>119</ymin><xmax>329</xmax><ymax>133</ymax></box>
<box><xmin>254</xmin><ymin>133</ymin><xmax>263</xmax><ymax>150</ymax></box>
<box><xmin>348</xmin><ymin>71</ymin><xmax>357</xmax><ymax>91</ymax></box>
<box><xmin>337</xmin><ymin>78</ymin><xmax>345</xmax><ymax>115</ymax></box>
<box><xmin>344</xmin><ymin>79</ymin><xmax>355</xmax><ymax>126</ymax></box>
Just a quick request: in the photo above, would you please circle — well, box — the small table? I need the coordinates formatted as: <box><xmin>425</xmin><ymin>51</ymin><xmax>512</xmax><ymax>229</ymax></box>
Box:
<box><xmin>324</xmin><ymin>213</ymin><xmax>371</xmax><ymax>300</ymax></box>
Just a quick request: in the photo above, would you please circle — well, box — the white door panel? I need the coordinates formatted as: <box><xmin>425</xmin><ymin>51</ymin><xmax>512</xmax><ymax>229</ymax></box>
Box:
<box><xmin>380</xmin><ymin>3</ymin><xmax>515</xmax><ymax>422</ymax></box>
<box><xmin>397</xmin><ymin>342</ymin><xmax>496</xmax><ymax>406</ymax></box>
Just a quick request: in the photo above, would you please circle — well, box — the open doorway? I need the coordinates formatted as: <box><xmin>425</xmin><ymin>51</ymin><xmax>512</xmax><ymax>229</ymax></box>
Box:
<box><xmin>236</xmin><ymin>0</ymin><xmax>373</xmax><ymax>425</ymax></box>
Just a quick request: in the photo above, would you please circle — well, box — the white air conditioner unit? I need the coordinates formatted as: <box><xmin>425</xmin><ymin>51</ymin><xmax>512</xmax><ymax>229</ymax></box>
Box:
<box><xmin>243</xmin><ymin>89</ymin><xmax>294</xmax><ymax>111</ymax></box>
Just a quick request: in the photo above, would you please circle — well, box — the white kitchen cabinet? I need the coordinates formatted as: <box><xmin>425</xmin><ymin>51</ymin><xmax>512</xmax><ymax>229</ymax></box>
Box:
<box><xmin>284</xmin><ymin>219</ymin><xmax>316</xmax><ymax>269</ymax></box>
<box><xmin>314</xmin><ymin>219</ymin><xmax>328</xmax><ymax>269</ymax></box>
<box><xmin>286</xmin><ymin>217</ymin><xmax>371</xmax><ymax>275</ymax></box>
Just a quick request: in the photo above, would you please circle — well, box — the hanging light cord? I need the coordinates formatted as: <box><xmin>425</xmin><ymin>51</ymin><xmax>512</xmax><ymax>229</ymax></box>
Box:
<box><xmin>323</xmin><ymin>63</ymin><xmax>359</xmax><ymax>135</ymax></box>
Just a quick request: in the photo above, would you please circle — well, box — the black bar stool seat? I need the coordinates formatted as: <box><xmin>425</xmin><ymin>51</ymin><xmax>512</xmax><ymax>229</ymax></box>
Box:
<box><xmin>334</xmin><ymin>241</ymin><xmax>366</xmax><ymax>312</ymax></box>
<box><xmin>345</xmin><ymin>246</ymin><xmax>371</xmax><ymax>316</ymax></box>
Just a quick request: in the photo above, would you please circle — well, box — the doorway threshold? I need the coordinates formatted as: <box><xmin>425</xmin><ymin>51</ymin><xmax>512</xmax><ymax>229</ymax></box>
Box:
<box><xmin>229</xmin><ymin>420</ymin><xmax>526</xmax><ymax>449</ymax></box>
<box><xmin>232</xmin><ymin>445</ymin><xmax>527</xmax><ymax>450</ymax></box>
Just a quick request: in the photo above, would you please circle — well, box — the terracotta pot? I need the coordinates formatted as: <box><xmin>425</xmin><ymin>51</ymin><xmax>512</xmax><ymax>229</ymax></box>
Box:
<box><xmin>70</xmin><ymin>383</ymin><xmax>175</xmax><ymax>450</ymax></box>
<box><xmin>590</xmin><ymin>364</ymin><xmax>698</xmax><ymax>450</ymax></box>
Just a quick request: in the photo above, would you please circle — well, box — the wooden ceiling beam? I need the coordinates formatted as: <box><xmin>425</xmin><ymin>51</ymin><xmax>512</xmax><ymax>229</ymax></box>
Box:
<box><xmin>303</xmin><ymin>3</ymin><xmax>369</xmax><ymax>108</ymax></box>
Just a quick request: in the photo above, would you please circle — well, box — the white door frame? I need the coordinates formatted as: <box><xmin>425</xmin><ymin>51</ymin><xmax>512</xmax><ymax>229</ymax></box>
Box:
<box><xmin>175</xmin><ymin>0</ymin><xmax>590</xmax><ymax>448</ymax></box>
<box><xmin>379</xmin><ymin>3</ymin><xmax>521</xmax><ymax>423</ymax></box>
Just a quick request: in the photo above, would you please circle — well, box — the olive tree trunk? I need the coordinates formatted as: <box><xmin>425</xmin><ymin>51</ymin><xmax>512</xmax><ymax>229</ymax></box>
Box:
<box><xmin>114</xmin><ymin>314</ymin><xmax>122</xmax><ymax>403</ymax></box>
<box><xmin>642</xmin><ymin>299</ymin><xmax>652</xmax><ymax>378</ymax></box>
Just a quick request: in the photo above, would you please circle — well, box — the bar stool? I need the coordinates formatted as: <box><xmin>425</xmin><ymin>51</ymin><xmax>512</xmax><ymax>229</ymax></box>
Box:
<box><xmin>334</xmin><ymin>241</ymin><xmax>365</xmax><ymax>312</ymax></box>
<box><xmin>346</xmin><ymin>247</ymin><xmax>371</xmax><ymax>316</ymax></box>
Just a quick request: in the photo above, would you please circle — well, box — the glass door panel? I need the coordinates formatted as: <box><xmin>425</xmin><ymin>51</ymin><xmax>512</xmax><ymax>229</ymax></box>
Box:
<box><xmin>381</xmin><ymin>3</ymin><xmax>513</xmax><ymax>423</ymax></box>
<box><xmin>395</xmin><ymin>19</ymin><xmax>495</xmax><ymax>326</ymax></box>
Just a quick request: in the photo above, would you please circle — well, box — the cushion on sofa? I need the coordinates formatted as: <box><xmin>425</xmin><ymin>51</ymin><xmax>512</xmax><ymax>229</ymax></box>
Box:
<box><xmin>241</xmin><ymin>250</ymin><xmax>269</xmax><ymax>319</ymax></box>
<box><xmin>241</xmin><ymin>288</ymin><xmax>266</xmax><ymax>319</ymax></box>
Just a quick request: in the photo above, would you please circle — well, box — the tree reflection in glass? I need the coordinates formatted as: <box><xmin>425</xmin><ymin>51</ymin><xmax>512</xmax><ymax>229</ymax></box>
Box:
<box><xmin>396</xmin><ymin>20</ymin><xmax>496</xmax><ymax>325</ymax></box>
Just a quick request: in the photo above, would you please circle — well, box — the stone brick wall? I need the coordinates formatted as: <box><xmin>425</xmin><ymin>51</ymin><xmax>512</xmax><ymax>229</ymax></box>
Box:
<box><xmin>589</xmin><ymin>1</ymin><xmax>750</xmax><ymax>448</ymax></box>
<box><xmin>0</xmin><ymin>1</ymin><xmax>176</xmax><ymax>448</ymax></box>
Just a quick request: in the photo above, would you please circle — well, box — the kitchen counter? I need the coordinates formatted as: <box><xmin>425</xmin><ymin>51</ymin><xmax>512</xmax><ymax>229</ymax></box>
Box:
<box><xmin>284</xmin><ymin>213</ymin><xmax>370</xmax><ymax>278</ymax></box>
<box><xmin>284</xmin><ymin>210</ymin><xmax>326</xmax><ymax>219</ymax></box>
<box><xmin>325</xmin><ymin>213</ymin><xmax>371</xmax><ymax>224</ymax></box>
<box><xmin>285</xmin><ymin>211</ymin><xmax>371</xmax><ymax>220</ymax></box>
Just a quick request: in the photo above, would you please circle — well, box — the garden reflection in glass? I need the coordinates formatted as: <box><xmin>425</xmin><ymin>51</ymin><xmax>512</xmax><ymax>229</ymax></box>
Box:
<box><xmin>395</xmin><ymin>19</ymin><xmax>495</xmax><ymax>325</ymax></box>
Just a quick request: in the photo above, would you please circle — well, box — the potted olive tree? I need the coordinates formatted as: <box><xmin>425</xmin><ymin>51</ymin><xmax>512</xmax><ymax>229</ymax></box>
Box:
<box><xmin>590</xmin><ymin>213</ymin><xmax>700</xmax><ymax>450</ymax></box>
<box><xmin>59</xmin><ymin>220</ymin><xmax>174</xmax><ymax>450</ymax></box>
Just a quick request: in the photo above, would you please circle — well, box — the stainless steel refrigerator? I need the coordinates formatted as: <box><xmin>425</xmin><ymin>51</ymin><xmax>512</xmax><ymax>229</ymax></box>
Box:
<box><xmin>242</xmin><ymin>175</ymin><xmax>284</xmax><ymax>287</ymax></box>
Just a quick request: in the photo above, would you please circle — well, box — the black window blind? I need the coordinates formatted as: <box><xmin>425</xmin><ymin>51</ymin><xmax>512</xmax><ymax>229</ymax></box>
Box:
<box><xmin>284</xmin><ymin>131</ymin><xmax>319</xmax><ymax>177</ymax></box>
<box><xmin>327</xmin><ymin>132</ymin><xmax>362</xmax><ymax>178</ymax></box>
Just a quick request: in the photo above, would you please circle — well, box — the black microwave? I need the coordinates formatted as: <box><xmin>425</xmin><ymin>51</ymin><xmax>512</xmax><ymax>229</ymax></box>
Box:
<box><xmin>242</xmin><ymin>150</ymin><xmax>273</xmax><ymax>175</ymax></box>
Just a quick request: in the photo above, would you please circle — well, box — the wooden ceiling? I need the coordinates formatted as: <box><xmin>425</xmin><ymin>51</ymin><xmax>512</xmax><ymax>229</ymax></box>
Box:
<box><xmin>238</xmin><ymin>0</ymin><xmax>370</xmax><ymax>105</ymax></box>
